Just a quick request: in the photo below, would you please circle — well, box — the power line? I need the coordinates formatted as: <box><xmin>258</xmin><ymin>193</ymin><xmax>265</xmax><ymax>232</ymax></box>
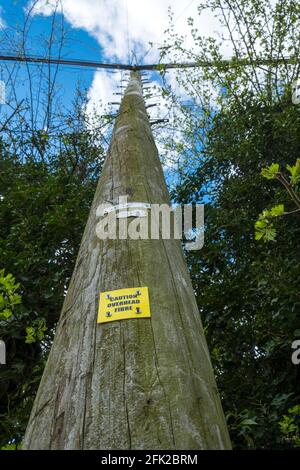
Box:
<box><xmin>0</xmin><ymin>54</ymin><xmax>298</xmax><ymax>72</ymax></box>
<box><xmin>173</xmin><ymin>0</ymin><xmax>197</xmax><ymax>24</ymax></box>
<box><xmin>138</xmin><ymin>57</ymin><xmax>299</xmax><ymax>71</ymax></box>
<box><xmin>0</xmin><ymin>54</ymin><xmax>132</xmax><ymax>71</ymax></box>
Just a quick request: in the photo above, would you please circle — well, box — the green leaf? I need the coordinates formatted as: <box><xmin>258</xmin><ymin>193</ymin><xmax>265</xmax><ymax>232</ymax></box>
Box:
<box><xmin>254</xmin><ymin>204</ymin><xmax>284</xmax><ymax>242</ymax></box>
<box><xmin>261</xmin><ymin>163</ymin><xmax>280</xmax><ymax>179</ymax></box>
<box><xmin>263</xmin><ymin>226</ymin><xmax>276</xmax><ymax>241</ymax></box>
<box><xmin>286</xmin><ymin>159</ymin><xmax>300</xmax><ymax>185</ymax></box>
<box><xmin>288</xmin><ymin>405</ymin><xmax>300</xmax><ymax>415</ymax></box>
<box><xmin>156</xmin><ymin>64</ymin><xmax>167</xmax><ymax>73</ymax></box>
<box><xmin>255</xmin><ymin>219</ymin><xmax>276</xmax><ymax>242</ymax></box>
<box><xmin>255</xmin><ymin>230</ymin><xmax>264</xmax><ymax>240</ymax></box>
<box><xmin>0</xmin><ymin>308</ymin><xmax>12</xmax><ymax>320</ymax></box>
<box><xmin>25</xmin><ymin>326</ymin><xmax>35</xmax><ymax>344</ymax></box>
<box><xmin>241</xmin><ymin>418</ymin><xmax>258</xmax><ymax>426</ymax></box>
<box><xmin>269</xmin><ymin>204</ymin><xmax>284</xmax><ymax>217</ymax></box>
<box><xmin>25</xmin><ymin>319</ymin><xmax>47</xmax><ymax>344</ymax></box>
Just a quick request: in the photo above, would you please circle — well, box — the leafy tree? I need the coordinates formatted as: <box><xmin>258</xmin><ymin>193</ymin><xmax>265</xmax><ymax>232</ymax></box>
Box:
<box><xmin>0</xmin><ymin>121</ymin><xmax>105</xmax><ymax>447</ymax></box>
<box><xmin>0</xmin><ymin>3</ymin><xmax>112</xmax><ymax>447</ymax></box>
<box><xmin>161</xmin><ymin>0</ymin><xmax>300</xmax><ymax>448</ymax></box>
<box><xmin>279</xmin><ymin>405</ymin><xmax>300</xmax><ymax>447</ymax></box>
<box><xmin>0</xmin><ymin>270</ymin><xmax>22</xmax><ymax>321</ymax></box>
<box><xmin>255</xmin><ymin>160</ymin><xmax>300</xmax><ymax>241</ymax></box>
<box><xmin>2</xmin><ymin>0</ymin><xmax>300</xmax><ymax>450</ymax></box>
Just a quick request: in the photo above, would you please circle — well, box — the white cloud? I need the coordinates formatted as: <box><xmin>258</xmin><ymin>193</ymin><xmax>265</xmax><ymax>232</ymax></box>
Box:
<box><xmin>85</xmin><ymin>69</ymin><xmax>123</xmax><ymax>116</ymax></box>
<box><xmin>28</xmin><ymin>0</ymin><xmax>216</xmax><ymax>63</ymax></box>
<box><xmin>0</xmin><ymin>6</ymin><xmax>6</xmax><ymax>29</ymax></box>
<box><xmin>27</xmin><ymin>0</ymin><xmax>228</xmax><ymax>109</ymax></box>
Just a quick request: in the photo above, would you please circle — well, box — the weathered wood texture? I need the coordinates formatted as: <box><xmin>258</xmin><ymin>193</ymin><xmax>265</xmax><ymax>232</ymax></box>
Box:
<box><xmin>24</xmin><ymin>72</ymin><xmax>231</xmax><ymax>450</ymax></box>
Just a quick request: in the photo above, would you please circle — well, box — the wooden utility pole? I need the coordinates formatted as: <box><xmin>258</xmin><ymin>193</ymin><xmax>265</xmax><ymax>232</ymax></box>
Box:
<box><xmin>24</xmin><ymin>72</ymin><xmax>231</xmax><ymax>450</ymax></box>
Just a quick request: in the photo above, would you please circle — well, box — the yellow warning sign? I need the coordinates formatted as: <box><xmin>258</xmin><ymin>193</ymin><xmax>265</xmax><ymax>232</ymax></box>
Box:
<box><xmin>97</xmin><ymin>286</ymin><xmax>151</xmax><ymax>323</ymax></box>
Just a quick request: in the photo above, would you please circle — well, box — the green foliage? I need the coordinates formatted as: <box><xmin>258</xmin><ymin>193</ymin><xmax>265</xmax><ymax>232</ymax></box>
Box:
<box><xmin>1</xmin><ymin>442</ymin><xmax>21</xmax><ymax>450</ymax></box>
<box><xmin>255</xmin><ymin>204</ymin><xmax>284</xmax><ymax>241</ymax></box>
<box><xmin>226</xmin><ymin>409</ymin><xmax>258</xmax><ymax>448</ymax></box>
<box><xmin>0</xmin><ymin>270</ymin><xmax>21</xmax><ymax>321</ymax></box>
<box><xmin>0</xmin><ymin>124</ymin><xmax>105</xmax><ymax>447</ymax></box>
<box><xmin>261</xmin><ymin>163</ymin><xmax>280</xmax><ymax>180</ymax></box>
<box><xmin>2</xmin><ymin>0</ymin><xmax>300</xmax><ymax>451</ymax></box>
<box><xmin>256</xmin><ymin>160</ymin><xmax>300</xmax><ymax>241</ymax></box>
<box><xmin>286</xmin><ymin>159</ymin><xmax>300</xmax><ymax>186</ymax></box>
<box><xmin>178</xmin><ymin>96</ymin><xmax>300</xmax><ymax>448</ymax></box>
<box><xmin>25</xmin><ymin>320</ymin><xmax>47</xmax><ymax>344</ymax></box>
<box><xmin>254</xmin><ymin>219</ymin><xmax>276</xmax><ymax>241</ymax></box>
<box><xmin>155</xmin><ymin>63</ymin><xmax>167</xmax><ymax>73</ymax></box>
<box><xmin>279</xmin><ymin>405</ymin><xmax>300</xmax><ymax>447</ymax></box>
<box><xmin>162</xmin><ymin>0</ymin><xmax>300</xmax><ymax>449</ymax></box>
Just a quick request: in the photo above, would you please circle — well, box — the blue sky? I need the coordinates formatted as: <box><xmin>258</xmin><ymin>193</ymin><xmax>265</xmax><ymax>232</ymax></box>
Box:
<box><xmin>0</xmin><ymin>1</ymin><xmax>228</xmax><ymax>115</ymax></box>
<box><xmin>0</xmin><ymin>0</ymin><xmax>232</xmax><ymax>190</ymax></box>
<box><xmin>0</xmin><ymin>1</ymin><xmax>103</xmax><ymax>115</ymax></box>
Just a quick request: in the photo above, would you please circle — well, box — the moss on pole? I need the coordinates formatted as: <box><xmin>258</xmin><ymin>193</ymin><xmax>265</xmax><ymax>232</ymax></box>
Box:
<box><xmin>24</xmin><ymin>71</ymin><xmax>231</xmax><ymax>450</ymax></box>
